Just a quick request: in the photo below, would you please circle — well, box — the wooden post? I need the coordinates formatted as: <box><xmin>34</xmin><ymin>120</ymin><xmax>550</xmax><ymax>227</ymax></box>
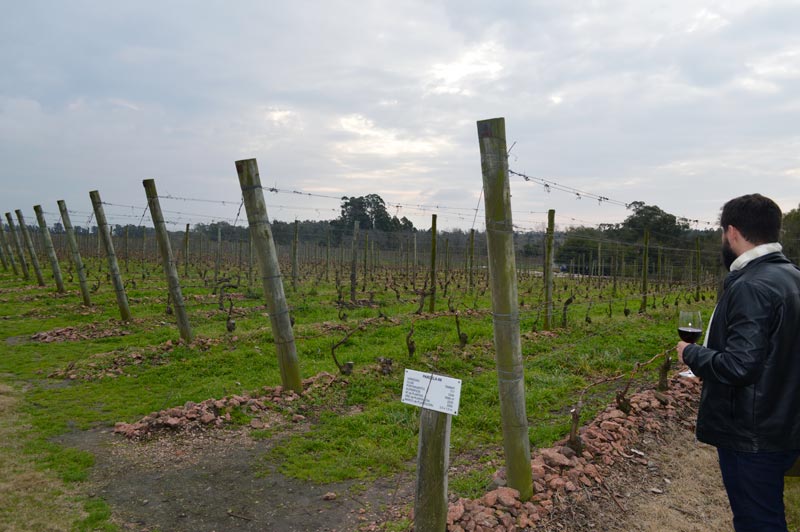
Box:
<box><xmin>468</xmin><ymin>228</ymin><xmax>475</xmax><ymax>293</ymax></box>
<box><xmin>543</xmin><ymin>209</ymin><xmax>555</xmax><ymax>330</ymax></box>
<box><xmin>124</xmin><ymin>225</ymin><xmax>130</xmax><ymax>272</ymax></box>
<box><xmin>325</xmin><ymin>227</ymin><xmax>331</xmax><ymax>282</ymax></box>
<box><xmin>413</xmin><ymin>232</ymin><xmax>418</xmax><ymax>277</ymax></box>
<box><xmin>214</xmin><ymin>225</ymin><xmax>222</xmax><ymax>284</ymax></box>
<box><xmin>89</xmin><ymin>191</ymin><xmax>132</xmax><ymax>321</ymax></box>
<box><xmin>248</xmin><ymin>231</ymin><xmax>254</xmax><ymax>291</ymax></box>
<box><xmin>57</xmin><ymin>201</ymin><xmax>91</xmax><ymax>306</ymax></box>
<box><xmin>414</xmin><ymin>408</ymin><xmax>451</xmax><ymax>532</ymax></box>
<box><xmin>350</xmin><ymin>221</ymin><xmax>359</xmax><ymax>302</ymax></box>
<box><xmin>291</xmin><ymin>220</ymin><xmax>299</xmax><ymax>291</ymax></box>
<box><xmin>477</xmin><ymin>117</ymin><xmax>533</xmax><ymax>500</ymax></box>
<box><xmin>141</xmin><ymin>227</ymin><xmax>147</xmax><ymax>277</ymax></box>
<box><xmin>183</xmin><ymin>224</ymin><xmax>190</xmax><ymax>278</ymax></box>
<box><xmin>639</xmin><ymin>229</ymin><xmax>649</xmax><ymax>314</ymax></box>
<box><xmin>428</xmin><ymin>214</ymin><xmax>437</xmax><ymax>313</ymax></box>
<box><xmin>0</xmin><ymin>230</ymin><xmax>8</xmax><ymax>271</ymax></box>
<box><xmin>5</xmin><ymin>212</ymin><xmax>30</xmax><ymax>280</ymax></box>
<box><xmin>143</xmin><ymin>179</ymin><xmax>193</xmax><ymax>342</ymax></box>
<box><xmin>235</xmin><ymin>158</ymin><xmax>302</xmax><ymax>392</ymax></box>
<box><xmin>363</xmin><ymin>233</ymin><xmax>369</xmax><ymax>289</ymax></box>
<box><xmin>33</xmin><ymin>206</ymin><xmax>65</xmax><ymax>293</ymax></box>
<box><xmin>15</xmin><ymin>210</ymin><xmax>46</xmax><ymax>286</ymax></box>
<box><xmin>0</xmin><ymin>223</ymin><xmax>17</xmax><ymax>275</ymax></box>
<box><xmin>695</xmin><ymin>237</ymin><xmax>701</xmax><ymax>302</ymax></box>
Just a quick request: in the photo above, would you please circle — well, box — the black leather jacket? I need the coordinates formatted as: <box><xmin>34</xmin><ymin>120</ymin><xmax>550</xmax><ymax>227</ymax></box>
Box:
<box><xmin>684</xmin><ymin>252</ymin><xmax>800</xmax><ymax>452</ymax></box>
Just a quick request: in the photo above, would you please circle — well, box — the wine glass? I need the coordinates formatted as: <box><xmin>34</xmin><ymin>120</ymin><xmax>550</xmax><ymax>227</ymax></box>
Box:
<box><xmin>678</xmin><ymin>310</ymin><xmax>703</xmax><ymax>344</ymax></box>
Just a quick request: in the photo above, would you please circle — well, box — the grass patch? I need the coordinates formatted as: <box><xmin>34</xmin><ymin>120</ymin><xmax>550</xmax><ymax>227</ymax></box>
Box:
<box><xmin>0</xmin><ymin>261</ymin><xmax>720</xmax><ymax>528</ymax></box>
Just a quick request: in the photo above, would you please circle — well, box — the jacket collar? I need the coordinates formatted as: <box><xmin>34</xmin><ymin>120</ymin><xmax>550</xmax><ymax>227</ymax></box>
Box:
<box><xmin>729</xmin><ymin>242</ymin><xmax>783</xmax><ymax>272</ymax></box>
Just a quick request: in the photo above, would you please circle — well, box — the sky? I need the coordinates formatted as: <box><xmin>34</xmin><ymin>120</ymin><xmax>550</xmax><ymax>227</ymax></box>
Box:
<box><xmin>1</xmin><ymin>0</ymin><xmax>799</xmax><ymax>234</ymax></box>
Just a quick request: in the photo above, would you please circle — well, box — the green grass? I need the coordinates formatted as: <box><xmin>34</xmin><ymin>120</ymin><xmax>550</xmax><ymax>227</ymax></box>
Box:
<box><xmin>0</xmin><ymin>258</ymin><xmax>722</xmax><ymax>529</ymax></box>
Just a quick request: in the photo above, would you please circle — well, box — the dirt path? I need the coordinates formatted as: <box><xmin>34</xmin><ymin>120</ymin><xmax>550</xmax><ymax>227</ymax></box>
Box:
<box><xmin>539</xmin><ymin>422</ymin><xmax>733</xmax><ymax>532</ymax></box>
<box><xmin>58</xmin><ymin>427</ymin><xmax>412</xmax><ymax>532</ymax></box>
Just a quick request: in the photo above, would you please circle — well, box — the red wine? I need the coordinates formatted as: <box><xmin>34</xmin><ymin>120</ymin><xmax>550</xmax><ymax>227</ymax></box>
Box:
<box><xmin>678</xmin><ymin>327</ymin><xmax>702</xmax><ymax>343</ymax></box>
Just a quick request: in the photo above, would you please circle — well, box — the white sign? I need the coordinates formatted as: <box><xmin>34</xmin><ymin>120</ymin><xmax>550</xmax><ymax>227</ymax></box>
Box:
<box><xmin>401</xmin><ymin>369</ymin><xmax>462</xmax><ymax>416</ymax></box>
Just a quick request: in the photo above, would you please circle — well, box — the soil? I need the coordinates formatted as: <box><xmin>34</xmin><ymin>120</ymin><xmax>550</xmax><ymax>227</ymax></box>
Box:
<box><xmin>58</xmin><ymin>427</ymin><xmax>413</xmax><ymax>532</ymax></box>
<box><xmin>54</xmin><ymin>383</ymin><xmax>741</xmax><ymax>532</ymax></box>
<box><xmin>534</xmin><ymin>422</ymin><xmax>732</xmax><ymax>532</ymax></box>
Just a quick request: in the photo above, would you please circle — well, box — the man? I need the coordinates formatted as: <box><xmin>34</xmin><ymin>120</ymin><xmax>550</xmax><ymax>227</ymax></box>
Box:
<box><xmin>677</xmin><ymin>193</ymin><xmax>800</xmax><ymax>532</ymax></box>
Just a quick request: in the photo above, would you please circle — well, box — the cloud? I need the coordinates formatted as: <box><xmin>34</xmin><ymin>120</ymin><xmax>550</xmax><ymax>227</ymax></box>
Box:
<box><xmin>2</xmin><ymin>0</ymin><xmax>800</xmax><ymax>231</ymax></box>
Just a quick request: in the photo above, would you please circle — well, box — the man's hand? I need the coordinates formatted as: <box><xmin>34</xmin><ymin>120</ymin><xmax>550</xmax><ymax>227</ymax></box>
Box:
<box><xmin>676</xmin><ymin>341</ymin><xmax>690</xmax><ymax>365</ymax></box>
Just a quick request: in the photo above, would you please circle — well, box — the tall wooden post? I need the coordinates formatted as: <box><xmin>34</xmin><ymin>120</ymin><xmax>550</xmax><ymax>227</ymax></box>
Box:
<box><xmin>414</xmin><ymin>408</ymin><xmax>451</xmax><ymax>532</ymax></box>
<box><xmin>695</xmin><ymin>237</ymin><xmax>701</xmax><ymax>302</ymax></box>
<box><xmin>124</xmin><ymin>225</ymin><xmax>130</xmax><ymax>271</ymax></box>
<box><xmin>248</xmin><ymin>232</ymin><xmax>254</xmax><ymax>291</ymax></box>
<box><xmin>291</xmin><ymin>220</ymin><xmax>299</xmax><ymax>291</ymax></box>
<box><xmin>214</xmin><ymin>225</ymin><xmax>222</xmax><ymax>284</ymax></box>
<box><xmin>543</xmin><ymin>209</ymin><xmax>555</xmax><ymax>330</ymax></box>
<box><xmin>468</xmin><ymin>228</ymin><xmax>475</xmax><ymax>293</ymax></box>
<box><xmin>325</xmin><ymin>228</ymin><xmax>331</xmax><ymax>282</ymax></box>
<box><xmin>428</xmin><ymin>214</ymin><xmax>437</xmax><ymax>313</ymax></box>
<box><xmin>0</xmin><ymin>232</ymin><xmax>7</xmax><ymax>271</ymax></box>
<box><xmin>90</xmin><ymin>191</ymin><xmax>132</xmax><ymax>321</ymax></box>
<box><xmin>350</xmin><ymin>221</ymin><xmax>359</xmax><ymax>302</ymax></box>
<box><xmin>477</xmin><ymin>117</ymin><xmax>533</xmax><ymax>500</ymax></box>
<box><xmin>33</xmin><ymin>206</ymin><xmax>65</xmax><ymax>293</ymax></box>
<box><xmin>183</xmin><ymin>224</ymin><xmax>190</xmax><ymax>278</ymax></box>
<box><xmin>57</xmin><ymin>201</ymin><xmax>91</xmax><ymax>306</ymax></box>
<box><xmin>0</xmin><ymin>223</ymin><xmax>17</xmax><ymax>275</ymax></box>
<box><xmin>143</xmin><ymin>179</ymin><xmax>193</xmax><ymax>342</ymax></box>
<box><xmin>5</xmin><ymin>212</ymin><xmax>30</xmax><ymax>280</ymax></box>
<box><xmin>141</xmin><ymin>227</ymin><xmax>147</xmax><ymax>277</ymax></box>
<box><xmin>363</xmin><ymin>233</ymin><xmax>369</xmax><ymax>289</ymax></box>
<box><xmin>235</xmin><ymin>158</ymin><xmax>302</xmax><ymax>392</ymax></box>
<box><xmin>639</xmin><ymin>229</ymin><xmax>650</xmax><ymax>314</ymax></box>
<box><xmin>15</xmin><ymin>210</ymin><xmax>46</xmax><ymax>286</ymax></box>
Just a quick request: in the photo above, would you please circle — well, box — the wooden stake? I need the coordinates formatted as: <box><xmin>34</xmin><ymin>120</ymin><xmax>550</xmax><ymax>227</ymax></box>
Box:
<box><xmin>291</xmin><ymin>220</ymin><xmax>299</xmax><ymax>291</ymax></box>
<box><xmin>235</xmin><ymin>158</ymin><xmax>302</xmax><ymax>393</ymax></box>
<box><xmin>639</xmin><ymin>229</ymin><xmax>649</xmax><ymax>314</ymax></box>
<box><xmin>5</xmin><ymin>212</ymin><xmax>30</xmax><ymax>280</ymax></box>
<box><xmin>183</xmin><ymin>223</ymin><xmax>190</xmax><ymax>278</ymax></box>
<box><xmin>89</xmin><ymin>191</ymin><xmax>132</xmax><ymax>321</ymax></box>
<box><xmin>468</xmin><ymin>228</ymin><xmax>475</xmax><ymax>293</ymax></box>
<box><xmin>477</xmin><ymin>117</ymin><xmax>533</xmax><ymax>500</ymax></box>
<box><xmin>143</xmin><ymin>179</ymin><xmax>193</xmax><ymax>342</ymax></box>
<box><xmin>428</xmin><ymin>214</ymin><xmax>437</xmax><ymax>313</ymax></box>
<box><xmin>0</xmin><ymin>223</ymin><xmax>17</xmax><ymax>275</ymax></box>
<box><xmin>15</xmin><ymin>209</ymin><xmax>46</xmax><ymax>286</ymax></box>
<box><xmin>350</xmin><ymin>221</ymin><xmax>359</xmax><ymax>302</ymax></box>
<box><xmin>414</xmin><ymin>408</ymin><xmax>451</xmax><ymax>532</ymax></box>
<box><xmin>543</xmin><ymin>209</ymin><xmax>555</xmax><ymax>330</ymax></box>
<box><xmin>33</xmin><ymin>206</ymin><xmax>65</xmax><ymax>292</ymax></box>
<box><xmin>57</xmin><ymin>200</ymin><xmax>91</xmax><ymax>306</ymax></box>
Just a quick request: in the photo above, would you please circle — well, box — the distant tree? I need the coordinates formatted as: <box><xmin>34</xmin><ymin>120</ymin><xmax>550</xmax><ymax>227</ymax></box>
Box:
<box><xmin>784</xmin><ymin>205</ymin><xmax>800</xmax><ymax>264</ymax></box>
<box><xmin>611</xmin><ymin>201</ymin><xmax>690</xmax><ymax>242</ymax></box>
<box><xmin>332</xmin><ymin>194</ymin><xmax>414</xmax><ymax>234</ymax></box>
<box><xmin>555</xmin><ymin>226</ymin><xmax>604</xmax><ymax>269</ymax></box>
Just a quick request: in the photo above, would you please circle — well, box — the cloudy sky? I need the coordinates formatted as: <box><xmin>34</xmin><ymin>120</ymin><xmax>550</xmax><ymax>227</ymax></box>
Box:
<box><xmin>2</xmin><ymin>1</ymin><xmax>799</xmax><ymax>233</ymax></box>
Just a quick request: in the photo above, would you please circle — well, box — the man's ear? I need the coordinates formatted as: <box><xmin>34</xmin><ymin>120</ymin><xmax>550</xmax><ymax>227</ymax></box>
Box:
<box><xmin>726</xmin><ymin>225</ymin><xmax>743</xmax><ymax>243</ymax></box>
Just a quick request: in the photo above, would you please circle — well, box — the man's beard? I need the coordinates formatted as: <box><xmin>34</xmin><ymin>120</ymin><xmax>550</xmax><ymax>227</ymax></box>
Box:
<box><xmin>721</xmin><ymin>238</ymin><xmax>738</xmax><ymax>270</ymax></box>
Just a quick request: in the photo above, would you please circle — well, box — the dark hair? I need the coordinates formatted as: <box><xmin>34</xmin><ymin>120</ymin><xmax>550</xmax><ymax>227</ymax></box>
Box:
<box><xmin>720</xmin><ymin>193</ymin><xmax>782</xmax><ymax>244</ymax></box>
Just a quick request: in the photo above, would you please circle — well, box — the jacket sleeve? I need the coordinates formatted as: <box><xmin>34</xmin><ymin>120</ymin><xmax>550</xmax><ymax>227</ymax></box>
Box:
<box><xmin>683</xmin><ymin>282</ymin><xmax>773</xmax><ymax>386</ymax></box>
